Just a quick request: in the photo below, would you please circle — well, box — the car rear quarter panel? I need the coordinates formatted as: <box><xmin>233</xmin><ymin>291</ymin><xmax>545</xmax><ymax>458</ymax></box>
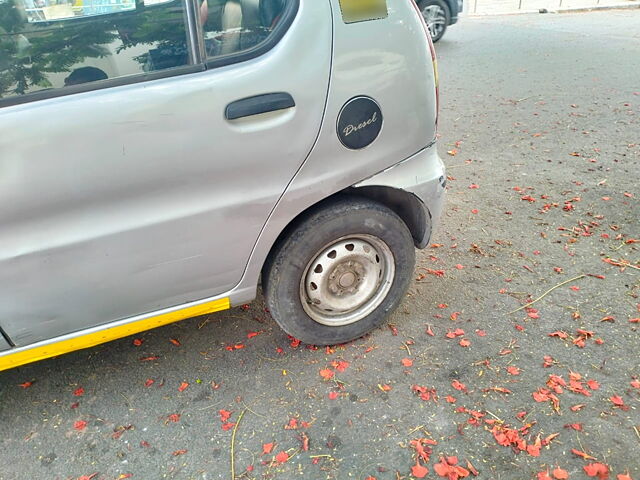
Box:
<box><xmin>234</xmin><ymin>0</ymin><xmax>439</xmax><ymax>297</ymax></box>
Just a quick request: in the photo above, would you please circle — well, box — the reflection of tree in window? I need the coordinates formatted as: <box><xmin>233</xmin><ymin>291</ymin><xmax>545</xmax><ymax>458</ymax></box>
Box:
<box><xmin>0</xmin><ymin>0</ymin><xmax>190</xmax><ymax>99</ymax></box>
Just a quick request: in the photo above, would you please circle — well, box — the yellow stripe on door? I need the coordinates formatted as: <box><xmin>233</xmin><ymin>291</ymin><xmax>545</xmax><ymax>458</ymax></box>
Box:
<box><xmin>0</xmin><ymin>298</ymin><xmax>231</xmax><ymax>372</ymax></box>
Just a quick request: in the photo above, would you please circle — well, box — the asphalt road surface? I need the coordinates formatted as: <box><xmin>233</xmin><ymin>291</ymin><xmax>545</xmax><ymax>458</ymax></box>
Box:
<box><xmin>1</xmin><ymin>9</ymin><xmax>638</xmax><ymax>480</ymax></box>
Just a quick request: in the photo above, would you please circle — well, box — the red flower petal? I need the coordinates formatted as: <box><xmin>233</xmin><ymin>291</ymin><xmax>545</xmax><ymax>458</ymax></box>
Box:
<box><xmin>584</xmin><ymin>463</ymin><xmax>609</xmax><ymax>480</ymax></box>
<box><xmin>319</xmin><ymin>368</ymin><xmax>335</xmax><ymax>380</ymax></box>
<box><xmin>552</xmin><ymin>467</ymin><xmax>569</xmax><ymax>480</ymax></box>
<box><xmin>74</xmin><ymin>420</ymin><xmax>87</xmax><ymax>431</ymax></box>
<box><xmin>610</xmin><ymin>395</ymin><xmax>625</xmax><ymax>407</ymax></box>
<box><xmin>434</xmin><ymin>460</ymin><xmax>451</xmax><ymax>477</ymax></box>
<box><xmin>274</xmin><ymin>451</ymin><xmax>288</xmax><ymax>464</ymax></box>
<box><xmin>451</xmin><ymin>380</ymin><xmax>467</xmax><ymax>392</ymax></box>
<box><xmin>401</xmin><ymin>358</ymin><xmax>414</xmax><ymax>367</ymax></box>
<box><xmin>411</xmin><ymin>462</ymin><xmax>429</xmax><ymax>478</ymax></box>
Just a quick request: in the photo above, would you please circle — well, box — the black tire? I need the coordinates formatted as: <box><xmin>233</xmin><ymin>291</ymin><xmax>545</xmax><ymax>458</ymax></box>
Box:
<box><xmin>418</xmin><ymin>0</ymin><xmax>451</xmax><ymax>43</ymax></box>
<box><xmin>263</xmin><ymin>196</ymin><xmax>415</xmax><ymax>345</ymax></box>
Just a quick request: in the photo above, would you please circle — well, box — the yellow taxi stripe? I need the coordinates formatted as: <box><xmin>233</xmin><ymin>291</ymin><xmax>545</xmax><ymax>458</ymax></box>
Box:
<box><xmin>0</xmin><ymin>297</ymin><xmax>231</xmax><ymax>372</ymax></box>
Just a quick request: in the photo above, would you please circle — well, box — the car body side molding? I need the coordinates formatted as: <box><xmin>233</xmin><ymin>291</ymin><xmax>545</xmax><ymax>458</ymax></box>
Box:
<box><xmin>0</xmin><ymin>297</ymin><xmax>230</xmax><ymax>372</ymax></box>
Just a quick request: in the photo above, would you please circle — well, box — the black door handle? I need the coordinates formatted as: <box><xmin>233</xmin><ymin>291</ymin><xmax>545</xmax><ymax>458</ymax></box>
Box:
<box><xmin>225</xmin><ymin>92</ymin><xmax>295</xmax><ymax>120</ymax></box>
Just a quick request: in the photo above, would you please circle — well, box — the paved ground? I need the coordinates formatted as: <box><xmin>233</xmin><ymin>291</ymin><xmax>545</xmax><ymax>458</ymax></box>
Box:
<box><xmin>1</xmin><ymin>10</ymin><xmax>639</xmax><ymax>480</ymax></box>
<box><xmin>467</xmin><ymin>0</ymin><xmax>640</xmax><ymax>16</ymax></box>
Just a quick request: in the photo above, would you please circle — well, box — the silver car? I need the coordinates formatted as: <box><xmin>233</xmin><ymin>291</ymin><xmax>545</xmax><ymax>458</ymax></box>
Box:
<box><xmin>0</xmin><ymin>0</ymin><xmax>445</xmax><ymax>372</ymax></box>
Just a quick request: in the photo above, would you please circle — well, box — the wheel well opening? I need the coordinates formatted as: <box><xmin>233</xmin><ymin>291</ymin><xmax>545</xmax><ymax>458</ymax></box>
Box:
<box><xmin>261</xmin><ymin>188</ymin><xmax>432</xmax><ymax>284</ymax></box>
<box><xmin>347</xmin><ymin>186</ymin><xmax>432</xmax><ymax>248</ymax></box>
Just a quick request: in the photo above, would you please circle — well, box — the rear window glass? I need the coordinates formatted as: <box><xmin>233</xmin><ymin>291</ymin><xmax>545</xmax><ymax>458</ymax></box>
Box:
<box><xmin>198</xmin><ymin>0</ymin><xmax>288</xmax><ymax>60</ymax></box>
<box><xmin>0</xmin><ymin>0</ymin><xmax>192</xmax><ymax>100</ymax></box>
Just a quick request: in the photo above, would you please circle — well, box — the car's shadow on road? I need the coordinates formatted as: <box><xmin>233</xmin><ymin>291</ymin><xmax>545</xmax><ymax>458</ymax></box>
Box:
<box><xmin>0</xmin><ymin>290</ymin><xmax>419</xmax><ymax>479</ymax></box>
<box><xmin>0</xmin><ymin>293</ymin><xmax>289</xmax><ymax>414</ymax></box>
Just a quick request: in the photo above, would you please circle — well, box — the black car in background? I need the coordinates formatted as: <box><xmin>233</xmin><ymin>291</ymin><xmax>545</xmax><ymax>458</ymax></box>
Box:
<box><xmin>419</xmin><ymin>0</ymin><xmax>462</xmax><ymax>42</ymax></box>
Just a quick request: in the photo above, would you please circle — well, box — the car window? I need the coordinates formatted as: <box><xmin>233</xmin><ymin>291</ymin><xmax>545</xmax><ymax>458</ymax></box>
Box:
<box><xmin>0</xmin><ymin>0</ymin><xmax>192</xmax><ymax>101</ymax></box>
<box><xmin>198</xmin><ymin>0</ymin><xmax>287</xmax><ymax>59</ymax></box>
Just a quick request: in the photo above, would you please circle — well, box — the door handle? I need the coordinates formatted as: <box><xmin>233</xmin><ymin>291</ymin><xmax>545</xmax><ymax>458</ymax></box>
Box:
<box><xmin>225</xmin><ymin>92</ymin><xmax>295</xmax><ymax>120</ymax></box>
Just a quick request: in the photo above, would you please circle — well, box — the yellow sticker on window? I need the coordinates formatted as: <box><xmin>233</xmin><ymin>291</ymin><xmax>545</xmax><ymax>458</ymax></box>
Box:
<box><xmin>338</xmin><ymin>0</ymin><xmax>388</xmax><ymax>24</ymax></box>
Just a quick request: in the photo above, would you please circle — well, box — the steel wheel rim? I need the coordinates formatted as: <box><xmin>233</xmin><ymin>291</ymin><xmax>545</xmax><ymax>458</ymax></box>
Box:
<box><xmin>422</xmin><ymin>4</ymin><xmax>446</xmax><ymax>39</ymax></box>
<box><xmin>300</xmin><ymin>234</ymin><xmax>396</xmax><ymax>327</ymax></box>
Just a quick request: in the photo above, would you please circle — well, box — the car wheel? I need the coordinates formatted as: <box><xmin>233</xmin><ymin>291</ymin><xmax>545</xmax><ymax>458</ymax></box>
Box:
<box><xmin>419</xmin><ymin>0</ymin><xmax>450</xmax><ymax>43</ymax></box>
<box><xmin>264</xmin><ymin>196</ymin><xmax>415</xmax><ymax>345</ymax></box>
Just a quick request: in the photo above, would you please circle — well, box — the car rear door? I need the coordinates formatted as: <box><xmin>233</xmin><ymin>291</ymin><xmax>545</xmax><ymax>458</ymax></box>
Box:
<box><xmin>0</xmin><ymin>0</ymin><xmax>331</xmax><ymax>346</ymax></box>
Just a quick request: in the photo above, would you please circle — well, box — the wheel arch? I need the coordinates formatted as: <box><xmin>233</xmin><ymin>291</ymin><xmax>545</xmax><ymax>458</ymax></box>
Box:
<box><xmin>261</xmin><ymin>187</ymin><xmax>432</xmax><ymax>282</ymax></box>
<box><xmin>346</xmin><ymin>186</ymin><xmax>433</xmax><ymax>249</ymax></box>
